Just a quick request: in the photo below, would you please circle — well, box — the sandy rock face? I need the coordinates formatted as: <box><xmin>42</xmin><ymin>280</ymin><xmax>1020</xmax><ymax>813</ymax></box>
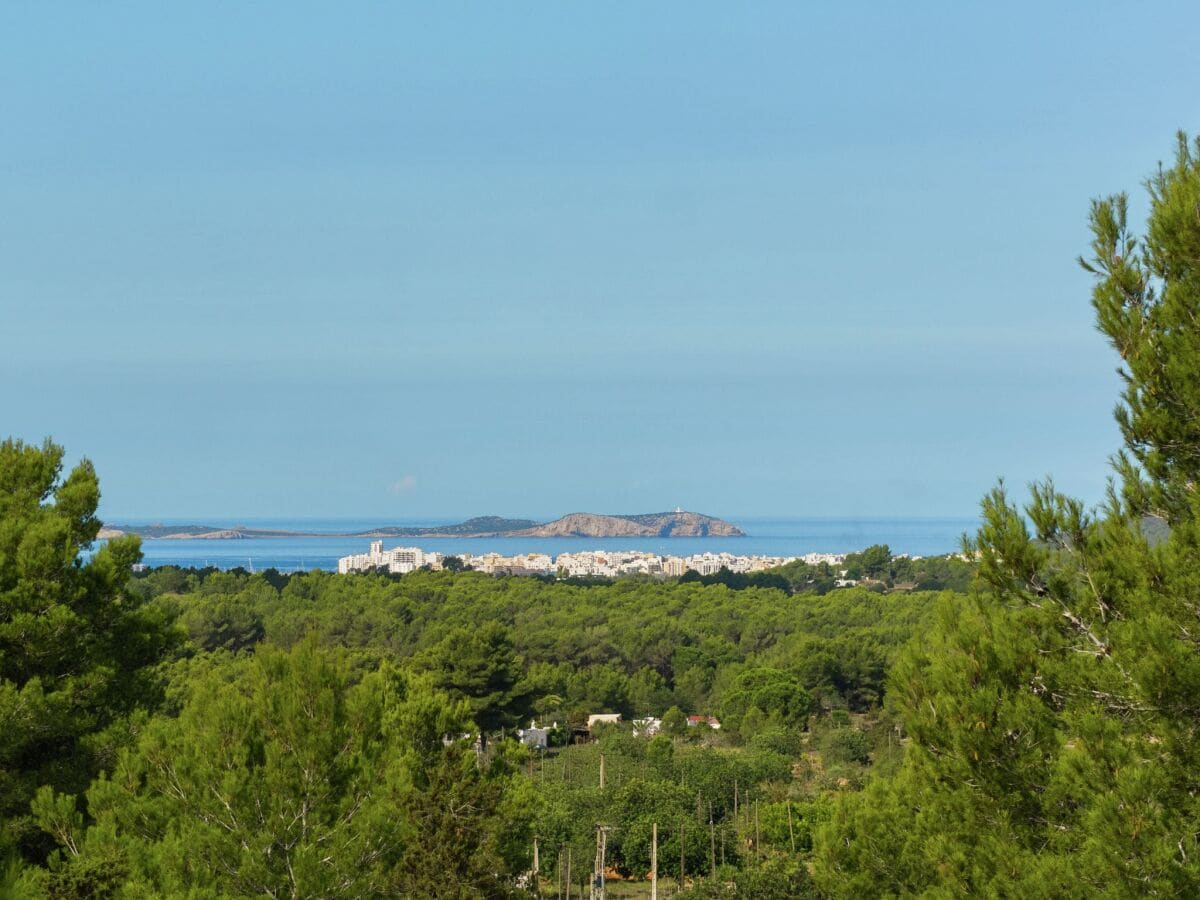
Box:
<box><xmin>516</xmin><ymin>511</ymin><xmax>744</xmax><ymax>538</ymax></box>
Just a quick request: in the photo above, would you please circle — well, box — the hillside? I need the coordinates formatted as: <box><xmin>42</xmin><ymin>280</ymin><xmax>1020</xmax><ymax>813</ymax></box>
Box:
<box><xmin>352</xmin><ymin>516</ymin><xmax>539</xmax><ymax>537</ymax></box>
<box><xmin>515</xmin><ymin>510</ymin><xmax>745</xmax><ymax>537</ymax></box>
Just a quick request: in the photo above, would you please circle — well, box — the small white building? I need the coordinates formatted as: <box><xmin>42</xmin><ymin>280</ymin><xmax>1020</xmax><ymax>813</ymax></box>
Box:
<box><xmin>518</xmin><ymin>725</ymin><xmax>550</xmax><ymax>750</ymax></box>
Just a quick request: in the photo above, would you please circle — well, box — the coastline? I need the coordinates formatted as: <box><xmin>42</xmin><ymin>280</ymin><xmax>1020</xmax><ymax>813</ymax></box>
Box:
<box><xmin>99</xmin><ymin>510</ymin><xmax>747</xmax><ymax>541</ymax></box>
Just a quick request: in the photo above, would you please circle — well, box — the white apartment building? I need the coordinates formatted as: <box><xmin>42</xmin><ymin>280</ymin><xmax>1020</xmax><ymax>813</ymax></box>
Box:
<box><xmin>337</xmin><ymin>542</ymin><xmax>443</xmax><ymax>574</ymax></box>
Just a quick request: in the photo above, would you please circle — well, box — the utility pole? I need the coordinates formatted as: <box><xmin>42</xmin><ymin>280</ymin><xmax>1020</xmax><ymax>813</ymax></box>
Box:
<box><xmin>599</xmin><ymin>753</ymin><xmax>605</xmax><ymax>789</ymax></box>
<box><xmin>679</xmin><ymin>817</ymin><xmax>686</xmax><ymax>890</ymax></box>
<box><xmin>565</xmin><ymin>848</ymin><xmax>572</xmax><ymax>900</ymax></box>
<box><xmin>708</xmin><ymin>803</ymin><xmax>716</xmax><ymax>876</ymax></box>
<box><xmin>532</xmin><ymin>837</ymin><xmax>540</xmax><ymax>898</ymax></box>
<box><xmin>651</xmin><ymin>822</ymin><xmax>658</xmax><ymax>900</ymax></box>
<box><xmin>590</xmin><ymin>825</ymin><xmax>609</xmax><ymax>900</ymax></box>
<box><xmin>755</xmin><ymin>800</ymin><xmax>761</xmax><ymax>862</ymax></box>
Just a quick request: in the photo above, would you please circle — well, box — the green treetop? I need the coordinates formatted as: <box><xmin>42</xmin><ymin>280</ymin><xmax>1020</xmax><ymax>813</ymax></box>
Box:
<box><xmin>1084</xmin><ymin>133</ymin><xmax>1200</xmax><ymax>522</ymax></box>
<box><xmin>0</xmin><ymin>438</ymin><xmax>174</xmax><ymax>861</ymax></box>
<box><xmin>815</xmin><ymin>132</ymin><xmax>1200</xmax><ymax>896</ymax></box>
<box><xmin>24</xmin><ymin>641</ymin><xmax>531</xmax><ymax>897</ymax></box>
<box><xmin>418</xmin><ymin>621</ymin><xmax>535</xmax><ymax>740</ymax></box>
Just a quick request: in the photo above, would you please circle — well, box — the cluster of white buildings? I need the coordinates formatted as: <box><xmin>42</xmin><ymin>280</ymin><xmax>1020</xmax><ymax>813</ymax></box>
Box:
<box><xmin>795</xmin><ymin>552</ymin><xmax>847</xmax><ymax>566</ymax></box>
<box><xmin>515</xmin><ymin>713</ymin><xmax>721</xmax><ymax>749</ymax></box>
<box><xmin>337</xmin><ymin>542</ymin><xmax>843</xmax><ymax>578</ymax></box>
<box><xmin>337</xmin><ymin>541</ymin><xmax>446</xmax><ymax>575</ymax></box>
<box><xmin>555</xmin><ymin>550</ymin><xmax>799</xmax><ymax>578</ymax></box>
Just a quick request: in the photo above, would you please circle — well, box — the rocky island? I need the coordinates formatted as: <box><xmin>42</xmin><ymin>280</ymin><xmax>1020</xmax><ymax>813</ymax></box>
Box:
<box><xmin>99</xmin><ymin>510</ymin><xmax>745</xmax><ymax>540</ymax></box>
<box><xmin>513</xmin><ymin>510</ymin><xmax>744</xmax><ymax>537</ymax></box>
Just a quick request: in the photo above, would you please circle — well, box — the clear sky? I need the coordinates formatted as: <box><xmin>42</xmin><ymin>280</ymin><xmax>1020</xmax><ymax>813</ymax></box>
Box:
<box><xmin>3</xmin><ymin>2</ymin><xmax>1198</xmax><ymax>520</ymax></box>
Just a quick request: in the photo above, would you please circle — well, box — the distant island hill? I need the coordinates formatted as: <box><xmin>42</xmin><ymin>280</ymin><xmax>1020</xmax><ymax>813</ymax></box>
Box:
<box><xmin>97</xmin><ymin>510</ymin><xmax>746</xmax><ymax>541</ymax></box>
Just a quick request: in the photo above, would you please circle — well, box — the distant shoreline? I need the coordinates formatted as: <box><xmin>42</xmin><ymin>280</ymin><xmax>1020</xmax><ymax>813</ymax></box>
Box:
<box><xmin>99</xmin><ymin>510</ymin><xmax>747</xmax><ymax>541</ymax></box>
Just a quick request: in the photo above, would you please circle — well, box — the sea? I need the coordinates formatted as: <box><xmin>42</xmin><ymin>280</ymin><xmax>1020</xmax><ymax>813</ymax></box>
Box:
<box><xmin>111</xmin><ymin>517</ymin><xmax>980</xmax><ymax>572</ymax></box>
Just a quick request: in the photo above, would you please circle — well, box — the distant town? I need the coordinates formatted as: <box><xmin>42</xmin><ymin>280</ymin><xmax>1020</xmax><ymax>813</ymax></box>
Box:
<box><xmin>338</xmin><ymin>539</ymin><xmax>845</xmax><ymax>578</ymax></box>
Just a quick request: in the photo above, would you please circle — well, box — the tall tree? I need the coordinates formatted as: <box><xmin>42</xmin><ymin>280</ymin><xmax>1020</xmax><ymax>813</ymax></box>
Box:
<box><xmin>720</xmin><ymin>666</ymin><xmax>812</xmax><ymax>736</ymax></box>
<box><xmin>0</xmin><ymin>438</ymin><xmax>174</xmax><ymax>860</ymax></box>
<box><xmin>1084</xmin><ymin>132</ymin><xmax>1200</xmax><ymax>522</ymax></box>
<box><xmin>420</xmin><ymin>622</ymin><xmax>534</xmax><ymax>739</ymax></box>
<box><xmin>815</xmin><ymin>133</ymin><xmax>1200</xmax><ymax>895</ymax></box>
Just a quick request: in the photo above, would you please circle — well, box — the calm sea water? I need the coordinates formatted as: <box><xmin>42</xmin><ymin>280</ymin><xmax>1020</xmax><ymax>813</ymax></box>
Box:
<box><xmin>112</xmin><ymin>517</ymin><xmax>979</xmax><ymax>572</ymax></box>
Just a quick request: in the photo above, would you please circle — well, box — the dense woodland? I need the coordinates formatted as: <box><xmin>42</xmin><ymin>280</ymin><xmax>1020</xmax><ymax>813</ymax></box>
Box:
<box><xmin>4</xmin><ymin>135</ymin><xmax>1200</xmax><ymax>896</ymax></box>
<box><xmin>3</xmin><ymin>531</ymin><xmax>950</xmax><ymax>896</ymax></box>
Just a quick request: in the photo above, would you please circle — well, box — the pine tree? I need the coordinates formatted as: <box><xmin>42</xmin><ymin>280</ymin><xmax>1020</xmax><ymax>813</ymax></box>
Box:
<box><xmin>815</xmin><ymin>133</ymin><xmax>1200</xmax><ymax>895</ymax></box>
<box><xmin>25</xmin><ymin>641</ymin><xmax>531</xmax><ymax>896</ymax></box>
<box><xmin>1084</xmin><ymin>133</ymin><xmax>1200</xmax><ymax>522</ymax></box>
<box><xmin>420</xmin><ymin>622</ymin><xmax>535</xmax><ymax>741</ymax></box>
<box><xmin>0</xmin><ymin>438</ymin><xmax>174</xmax><ymax>861</ymax></box>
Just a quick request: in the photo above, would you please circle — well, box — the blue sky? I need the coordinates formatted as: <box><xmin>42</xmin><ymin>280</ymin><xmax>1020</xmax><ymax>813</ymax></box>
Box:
<box><xmin>3</xmin><ymin>2</ymin><xmax>1198</xmax><ymax>520</ymax></box>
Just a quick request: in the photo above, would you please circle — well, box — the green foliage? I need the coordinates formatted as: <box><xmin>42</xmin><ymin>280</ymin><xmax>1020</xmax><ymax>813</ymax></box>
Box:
<box><xmin>843</xmin><ymin>544</ymin><xmax>891</xmax><ymax>579</ymax></box>
<box><xmin>677</xmin><ymin>856</ymin><xmax>817</xmax><ymax>898</ymax></box>
<box><xmin>31</xmin><ymin>641</ymin><xmax>528</xmax><ymax>896</ymax></box>
<box><xmin>531</xmin><ymin>720</ymin><xmax>819</xmax><ymax>878</ymax></box>
<box><xmin>816</xmin><ymin>728</ymin><xmax>871</xmax><ymax>766</ymax></box>
<box><xmin>0</xmin><ymin>439</ymin><xmax>175</xmax><ymax>861</ymax></box>
<box><xmin>772</xmin><ymin>550</ymin><xmax>973</xmax><ymax>594</ymax></box>
<box><xmin>417</xmin><ymin>621</ymin><xmax>535</xmax><ymax>738</ymax></box>
<box><xmin>1084</xmin><ymin>133</ymin><xmax>1200</xmax><ymax>523</ymax></box>
<box><xmin>679</xmin><ymin>566</ymin><xmax>791</xmax><ymax>592</ymax></box>
<box><xmin>727</xmin><ymin>855</ymin><xmax>819</xmax><ymax>898</ymax></box>
<box><xmin>177</xmin><ymin>593</ymin><xmax>265</xmax><ymax>653</ymax></box>
<box><xmin>0</xmin><ymin>439</ymin><xmax>972</xmax><ymax>891</ymax></box>
<box><xmin>748</xmin><ymin>727</ymin><xmax>803</xmax><ymax>758</ymax></box>
<box><xmin>610</xmin><ymin>778</ymin><xmax>713</xmax><ymax>876</ymax></box>
<box><xmin>720</xmin><ymin>667</ymin><xmax>812</xmax><ymax>736</ymax></box>
<box><xmin>662</xmin><ymin>706</ymin><xmax>689</xmax><ymax>736</ymax></box>
<box><xmin>126</xmin><ymin>564</ymin><xmax>944</xmax><ymax>728</ymax></box>
<box><xmin>815</xmin><ymin>132</ymin><xmax>1200</xmax><ymax>896</ymax></box>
